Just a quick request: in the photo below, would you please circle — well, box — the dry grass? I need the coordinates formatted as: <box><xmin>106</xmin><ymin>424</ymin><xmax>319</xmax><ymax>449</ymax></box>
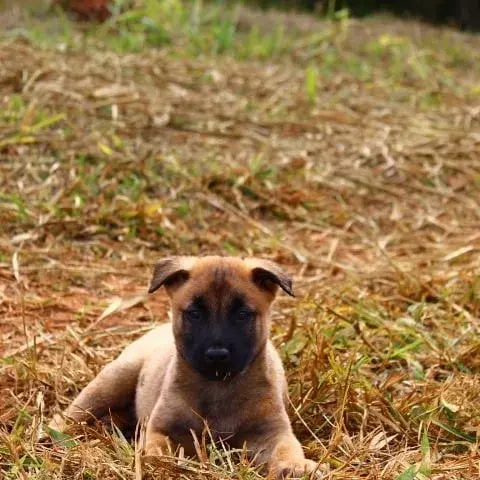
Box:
<box><xmin>1</xmin><ymin>2</ymin><xmax>479</xmax><ymax>479</ymax></box>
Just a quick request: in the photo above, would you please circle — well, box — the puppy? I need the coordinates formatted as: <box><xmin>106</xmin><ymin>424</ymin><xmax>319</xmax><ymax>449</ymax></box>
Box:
<box><xmin>49</xmin><ymin>256</ymin><xmax>321</xmax><ymax>478</ymax></box>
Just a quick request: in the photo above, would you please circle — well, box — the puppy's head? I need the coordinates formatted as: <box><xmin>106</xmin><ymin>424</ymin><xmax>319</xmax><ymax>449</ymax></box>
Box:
<box><xmin>148</xmin><ymin>256</ymin><xmax>294</xmax><ymax>381</ymax></box>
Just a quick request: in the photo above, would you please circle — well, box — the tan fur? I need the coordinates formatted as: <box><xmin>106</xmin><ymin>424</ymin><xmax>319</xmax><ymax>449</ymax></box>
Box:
<box><xmin>49</xmin><ymin>256</ymin><xmax>323</xmax><ymax>478</ymax></box>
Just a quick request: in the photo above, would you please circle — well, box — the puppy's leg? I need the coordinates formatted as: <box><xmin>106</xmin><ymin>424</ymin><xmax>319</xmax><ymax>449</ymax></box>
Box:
<box><xmin>245</xmin><ymin>421</ymin><xmax>321</xmax><ymax>479</ymax></box>
<box><xmin>49</xmin><ymin>358</ymin><xmax>142</xmax><ymax>432</ymax></box>
<box><xmin>144</xmin><ymin>397</ymin><xmax>201</xmax><ymax>458</ymax></box>
<box><xmin>266</xmin><ymin>432</ymin><xmax>319</xmax><ymax>479</ymax></box>
<box><xmin>144</xmin><ymin>428</ymin><xmax>172</xmax><ymax>457</ymax></box>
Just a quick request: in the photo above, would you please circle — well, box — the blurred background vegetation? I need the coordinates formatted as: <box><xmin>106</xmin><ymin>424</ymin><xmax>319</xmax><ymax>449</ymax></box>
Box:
<box><xmin>51</xmin><ymin>0</ymin><xmax>480</xmax><ymax>31</ymax></box>
<box><xmin>259</xmin><ymin>0</ymin><xmax>480</xmax><ymax>31</ymax></box>
<box><xmin>2</xmin><ymin>0</ymin><xmax>479</xmax><ymax>31</ymax></box>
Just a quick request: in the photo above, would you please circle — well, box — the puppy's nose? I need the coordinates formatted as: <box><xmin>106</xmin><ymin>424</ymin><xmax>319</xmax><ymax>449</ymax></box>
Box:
<box><xmin>205</xmin><ymin>346</ymin><xmax>230</xmax><ymax>363</ymax></box>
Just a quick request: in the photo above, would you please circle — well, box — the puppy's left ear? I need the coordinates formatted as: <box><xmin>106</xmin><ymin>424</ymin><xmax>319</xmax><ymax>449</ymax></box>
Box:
<box><xmin>248</xmin><ymin>259</ymin><xmax>295</xmax><ymax>297</ymax></box>
<box><xmin>148</xmin><ymin>256</ymin><xmax>196</xmax><ymax>294</ymax></box>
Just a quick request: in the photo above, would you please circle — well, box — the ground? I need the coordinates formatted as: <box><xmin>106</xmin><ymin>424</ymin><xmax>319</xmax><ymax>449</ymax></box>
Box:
<box><xmin>0</xmin><ymin>1</ymin><xmax>479</xmax><ymax>479</ymax></box>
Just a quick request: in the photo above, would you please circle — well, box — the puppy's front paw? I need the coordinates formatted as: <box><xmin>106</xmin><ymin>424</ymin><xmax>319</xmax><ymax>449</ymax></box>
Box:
<box><xmin>272</xmin><ymin>459</ymin><xmax>325</xmax><ymax>479</ymax></box>
<box><xmin>144</xmin><ymin>445</ymin><xmax>165</xmax><ymax>458</ymax></box>
<box><xmin>144</xmin><ymin>431</ymin><xmax>172</xmax><ymax>458</ymax></box>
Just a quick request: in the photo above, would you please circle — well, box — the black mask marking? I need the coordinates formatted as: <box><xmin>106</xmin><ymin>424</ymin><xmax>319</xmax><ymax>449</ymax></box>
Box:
<box><xmin>180</xmin><ymin>292</ymin><xmax>257</xmax><ymax>382</ymax></box>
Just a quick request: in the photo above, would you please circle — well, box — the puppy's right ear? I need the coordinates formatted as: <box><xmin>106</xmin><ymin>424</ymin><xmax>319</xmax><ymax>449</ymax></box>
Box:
<box><xmin>148</xmin><ymin>257</ymin><xmax>195</xmax><ymax>294</ymax></box>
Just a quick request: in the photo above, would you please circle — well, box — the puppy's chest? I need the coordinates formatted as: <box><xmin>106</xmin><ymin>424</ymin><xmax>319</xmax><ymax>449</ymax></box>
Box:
<box><xmin>196</xmin><ymin>394</ymin><xmax>242</xmax><ymax>437</ymax></box>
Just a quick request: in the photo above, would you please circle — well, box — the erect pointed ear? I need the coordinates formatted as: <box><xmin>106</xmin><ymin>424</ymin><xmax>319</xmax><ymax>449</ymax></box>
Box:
<box><xmin>246</xmin><ymin>259</ymin><xmax>295</xmax><ymax>297</ymax></box>
<box><xmin>148</xmin><ymin>257</ymin><xmax>196</xmax><ymax>294</ymax></box>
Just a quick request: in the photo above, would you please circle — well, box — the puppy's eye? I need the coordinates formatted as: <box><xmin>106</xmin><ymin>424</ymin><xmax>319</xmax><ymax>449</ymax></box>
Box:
<box><xmin>237</xmin><ymin>310</ymin><xmax>254</xmax><ymax>322</ymax></box>
<box><xmin>184</xmin><ymin>309</ymin><xmax>202</xmax><ymax>322</ymax></box>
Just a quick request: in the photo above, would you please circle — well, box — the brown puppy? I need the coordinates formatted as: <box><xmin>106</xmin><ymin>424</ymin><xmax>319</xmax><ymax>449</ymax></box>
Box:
<box><xmin>49</xmin><ymin>256</ymin><xmax>321</xmax><ymax>478</ymax></box>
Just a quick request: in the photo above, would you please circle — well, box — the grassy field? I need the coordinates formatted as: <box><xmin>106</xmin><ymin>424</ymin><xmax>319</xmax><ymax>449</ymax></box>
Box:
<box><xmin>1</xmin><ymin>1</ymin><xmax>479</xmax><ymax>479</ymax></box>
